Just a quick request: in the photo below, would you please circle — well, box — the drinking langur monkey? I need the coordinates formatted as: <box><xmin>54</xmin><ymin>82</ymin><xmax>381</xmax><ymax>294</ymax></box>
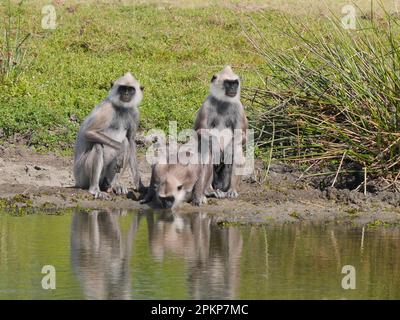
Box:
<box><xmin>74</xmin><ymin>72</ymin><xmax>144</xmax><ymax>199</ymax></box>
<box><xmin>194</xmin><ymin>66</ymin><xmax>248</xmax><ymax>198</ymax></box>
<box><xmin>140</xmin><ymin>147</ymin><xmax>215</xmax><ymax>209</ymax></box>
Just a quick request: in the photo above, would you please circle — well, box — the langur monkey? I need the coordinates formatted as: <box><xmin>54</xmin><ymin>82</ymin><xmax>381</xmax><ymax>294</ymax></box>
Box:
<box><xmin>74</xmin><ymin>72</ymin><xmax>144</xmax><ymax>199</ymax></box>
<box><xmin>140</xmin><ymin>149</ymin><xmax>214</xmax><ymax>209</ymax></box>
<box><xmin>194</xmin><ymin>66</ymin><xmax>248</xmax><ymax>198</ymax></box>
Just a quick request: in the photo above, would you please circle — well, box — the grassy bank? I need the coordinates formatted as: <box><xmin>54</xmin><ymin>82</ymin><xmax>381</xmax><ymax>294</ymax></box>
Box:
<box><xmin>0</xmin><ymin>1</ymin><xmax>271</xmax><ymax>153</ymax></box>
<box><xmin>2</xmin><ymin>0</ymin><xmax>391</xmax><ymax>154</ymax></box>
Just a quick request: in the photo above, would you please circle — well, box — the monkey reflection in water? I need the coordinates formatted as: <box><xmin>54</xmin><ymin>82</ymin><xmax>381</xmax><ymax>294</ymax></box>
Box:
<box><xmin>71</xmin><ymin>209</ymin><xmax>139</xmax><ymax>300</ymax></box>
<box><xmin>71</xmin><ymin>210</ymin><xmax>242</xmax><ymax>300</ymax></box>
<box><xmin>146</xmin><ymin>211</ymin><xmax>243</xmax><ymax>300</ymax></box>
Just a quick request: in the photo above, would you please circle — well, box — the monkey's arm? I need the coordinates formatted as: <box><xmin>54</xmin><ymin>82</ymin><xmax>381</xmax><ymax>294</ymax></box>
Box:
<box><xmin>241</xmin><ymin>112</ymin><xmax>248</xmax><ymax>145</ymax></box>
<box><xmin>192</xmin><ymin>165</ymin><xmax>207</xmax><ymax>206</ymax></box>
<box><xmin>195</xmin><ymin>102</ymin><xmax>221</xmax><ymax>161</ymax></box>
<box><xmin>85</xmin><ymin>130</ymin><xmax>122</xmax><ymax>150</ymax></box>
<box><xmin>194</xmin><ymin>102</ymin><xmax>209</xmax><ymax>132</ymax></box>
<box><xmin>84</xmin><ymin>106</ymin><xmax>122</xmax><ymax>150</ymax></box>
<box><xmin>226</xmin><ymin>108</ymin><xmax>248</xmax><ymax>198</ymax></box>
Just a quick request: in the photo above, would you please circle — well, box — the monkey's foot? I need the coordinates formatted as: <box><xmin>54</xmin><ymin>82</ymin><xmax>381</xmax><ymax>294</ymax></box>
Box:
<box><xmin>90</xmin><ymin>190</ymin><xmax>111</xmax><ymax>200</ymax></box>
<box><xmin>226</xmin><ymin>190</ymin><xmax>238</xmax><ymax>198</ymax></box>
<box><xmin>215</xmin><ymin>190</ymin><xmax>226</xmax><ymax>199</ymax></box>
<box><xmin>112</xmin><ymin>185</ymin><xmax>129</xmax><ymax>195</ymax></box>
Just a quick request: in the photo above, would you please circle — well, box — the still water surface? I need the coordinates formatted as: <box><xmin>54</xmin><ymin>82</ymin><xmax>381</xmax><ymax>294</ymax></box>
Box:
<box><xmin>0</xmin><ymin>209</ymin><xmax>399</xmax><ymax>299</ymax></box>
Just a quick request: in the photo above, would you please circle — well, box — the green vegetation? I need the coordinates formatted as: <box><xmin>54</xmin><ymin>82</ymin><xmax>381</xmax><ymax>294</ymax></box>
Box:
<box><xmin>0</xmin><ymin>1</ymin><xmax>268</xmax><ymax>153</ymax></box>
<box><xmin>245</xmin><ymin>3</ymin><xmax>400</xmax><ymax>186</ymax></box>
<box><xmin>0</xmin><ymin>1</ymin><xmax>30</xmax><ymax>81</ymax></box>
<box><xmin>2</xmin><ymin>0</ymin><xmax>400</xmax><ymax>188</ymax></box>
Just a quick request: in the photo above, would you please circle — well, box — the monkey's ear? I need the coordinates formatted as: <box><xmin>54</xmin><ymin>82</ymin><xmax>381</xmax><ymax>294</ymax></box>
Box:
<box><xmin>110</xmin><ymin>81</ymin><xmax>114</xmax><ymax>88</ymax></box>
<box><xmin>140</xmin><ymin>85</ymin><xmax>145</xmax><ymax>91</ymax></box>
<box><xmin>211</xmin><ymin>75</ymin><xmax>217</xmax><ymax>83</ymax></box>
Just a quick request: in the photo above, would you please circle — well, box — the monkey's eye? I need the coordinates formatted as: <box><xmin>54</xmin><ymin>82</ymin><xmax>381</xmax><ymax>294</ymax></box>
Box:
<box><xmin>211</xmin><ymin>75</ymin><xmax>217</xmax><ymax>82</ymax></box>
<box><xmin>177</xmin><ymin>185</ymin><xmax>183</xmax><ymax>191</ymax></box>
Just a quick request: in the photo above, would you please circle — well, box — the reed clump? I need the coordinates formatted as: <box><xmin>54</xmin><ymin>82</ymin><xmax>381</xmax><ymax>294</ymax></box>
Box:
<box><xmin>0</xmin><ymin>0</ymin><xmax>30</xmax><ymax>82</ymax></box>
<box><xmin>243</xmin><ymin>5</ymin><xmax>400</xmax><ymax>190</ymax></box>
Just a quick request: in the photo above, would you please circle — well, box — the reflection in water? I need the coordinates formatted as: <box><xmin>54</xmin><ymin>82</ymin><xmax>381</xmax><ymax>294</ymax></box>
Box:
<box><xmin>71</xmin><ymin>209</ymin><xmax>138</xmax><ymax>300</ymax></box>
<box><xmin>71</xmin><ymin>210</ymin><xmax>242</xmax><ymax>300</ymax></box>
<box><xmin>146</xmin><ymin>212</ymin><xmax>242</xmax><ymax>299</ymax></box>
<box><xmin>2</xmin><ymin>210</ymin><xmax>400</xmax><ymax>299</ymax></box>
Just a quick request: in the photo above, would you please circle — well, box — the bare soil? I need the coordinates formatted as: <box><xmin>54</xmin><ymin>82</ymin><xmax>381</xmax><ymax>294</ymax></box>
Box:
<box><xmin>1</xmin><ymin>144</ymin><xmax>400</xmax><ymax>226</ymax></box>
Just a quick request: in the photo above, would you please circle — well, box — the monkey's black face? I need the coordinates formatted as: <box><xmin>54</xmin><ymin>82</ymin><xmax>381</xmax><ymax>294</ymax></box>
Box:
<box><xmin>118</xmin><ymin>85</ymin><xmax>136</xmax><ymax>103</ymax></box>
<box><xmin>159</xmin><ymin>196</ymin><xmax>175</xmax><ymax>209</ymax></box>
<box><xmin>223</xmin><ymin>79</ymin><xmax>239</xmax><ymax>97</ymax></box>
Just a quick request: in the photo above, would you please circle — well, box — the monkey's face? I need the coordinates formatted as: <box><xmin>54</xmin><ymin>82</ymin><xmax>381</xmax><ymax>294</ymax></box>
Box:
<box><xmin>156</xmin><ymin>175</ymin><xmax>187</xmax><ymax>209</ymax></box>
<box><xmin>223</xmin><ymin>79</ymin><xmax>239</xmax><ymax>97</ymax></box>
<box><xmin>210</xmin><ymin>66</ymin><xmax>241</xmax><ymax>102</ymax></box>
<box><xmin>109</xmin><ymin>72</ymin><xmax>144</xmax><ymax>109</ymax></box>
<box><xmin>118</xmin><ymin>85</ymin><xmax>136</xmax><ymax>103</ymax></box>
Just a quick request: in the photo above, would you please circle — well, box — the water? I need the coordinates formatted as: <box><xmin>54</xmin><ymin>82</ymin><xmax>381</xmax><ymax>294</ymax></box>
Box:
<box><xmin>0</xmin><ymin>209</ymin><xmax>399</xmax><ymax>300</ymax></box>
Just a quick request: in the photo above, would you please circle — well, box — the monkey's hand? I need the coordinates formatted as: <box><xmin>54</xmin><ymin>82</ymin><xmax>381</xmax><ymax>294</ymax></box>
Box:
<box><xmin>192</xmin><ymin>195</ymin><xmax>207</xmax><ymax>207</ymax></box>
<box><xmin>214</xmin><ymin>189</ymin><xmax>226</xmax><ymax>199</ymax></box>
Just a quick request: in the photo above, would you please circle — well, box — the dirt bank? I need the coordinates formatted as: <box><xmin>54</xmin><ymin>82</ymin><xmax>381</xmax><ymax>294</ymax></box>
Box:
<box><xmin>0</xmin><ymin>144</ymin><xmax>400</xmax><ymax>226</ymax></box>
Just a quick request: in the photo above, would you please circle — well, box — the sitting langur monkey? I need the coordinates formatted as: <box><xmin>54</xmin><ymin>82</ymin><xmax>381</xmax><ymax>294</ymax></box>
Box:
<box><xmin>194</xmin><ymin>66</ymin><xmax>248</xmax><ymax>198</ymax></box>
<box><xmin>74</xmin><ymin>72</ymin><xmax>144</xmax><ymax>199</ymax></box>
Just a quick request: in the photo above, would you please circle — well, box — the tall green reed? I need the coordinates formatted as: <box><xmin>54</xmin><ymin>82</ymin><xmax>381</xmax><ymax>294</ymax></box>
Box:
<box><xmin>0</xmin><ymin>0</ymin><xmax>30</xmax><ymax>81</ymax></box>
<box><xmin>243</xmin><ymin>3</ymin><xmax>400</xmax><ymax>187</ymax></box>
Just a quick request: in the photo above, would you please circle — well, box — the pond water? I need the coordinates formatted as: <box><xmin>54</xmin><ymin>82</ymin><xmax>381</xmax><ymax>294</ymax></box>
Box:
<box><xmin>0</xmin><ymin>209</ymin><xmax>399</xmax><ymax>300</ymax></box>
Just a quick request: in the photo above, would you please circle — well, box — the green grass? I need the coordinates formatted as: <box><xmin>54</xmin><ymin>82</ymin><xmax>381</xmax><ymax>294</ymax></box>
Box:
<box><xmin>0</xmin><ymin>1</ymin><xmax>272</xmax><ymax>153</ymax></box>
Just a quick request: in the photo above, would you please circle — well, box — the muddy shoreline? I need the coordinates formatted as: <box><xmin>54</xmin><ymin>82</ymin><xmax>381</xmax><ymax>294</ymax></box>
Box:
<box><xmin>0</xmin><ymin>144</ymin><xmax>400</xmax><ymax>226</ymax></box>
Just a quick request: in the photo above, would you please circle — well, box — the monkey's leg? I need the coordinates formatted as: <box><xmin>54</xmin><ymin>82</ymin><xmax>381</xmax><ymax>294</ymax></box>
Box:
<box><xmin>128</xmin><ymin>138</ymin><xmax>145</xmax><ymax>193</ymax></box>
<box><xmin>211</xmin><ymin>163</ymin><xmax>231</xmax><ymax>198</ymax></box>
<box><xmin>212</xmin><ymin>164</ymin><xmax>224</xmax><ymax>190</ymax></box>
<box><xmin>204</xmin><ymin>163</ymin><xmax>226</xmax><ymax>199</ymax></box>
<box><xmin>85</xmin><ymin>144</ymin><xmax>110</xmax><ymax>200</ymax></box>
<box><xmin>221</xmin><ymin>164</ymin><xmax>233</xmax><ymax>191</ymax></box>
<box><xmin>192</xmin><ymin>163</ymin><xmax>214</xmax><ymax>206</ymax></box>
<box><xmin>192</xmin><ymin>165</ymin><xmax>207</xmax><ymax>206</ymax></box>
<box><xmin>226</xmin><ymin>160</ymin><xmax>241</xmax><ymax>199</ymax></box>
<box><xmin>104</xmin><ymin>139</ymin><xmax>129</xmax><ymax>195</ymax></box>
<box><xmin>226</xmin><ymin>175</ymin><xmax>239</xmax><ymax>198</ymax></box>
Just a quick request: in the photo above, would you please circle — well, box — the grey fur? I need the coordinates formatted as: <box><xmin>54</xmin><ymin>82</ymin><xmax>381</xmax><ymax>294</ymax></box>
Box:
<box><xmin>194</xmin><ymin>66</ymin><xmax>248</xmax><ymax>198</ymax></box>
<box><xmin>74</xmin><ymin>72</ymin><xmax>143</xmax><ymax>199</ymax></box>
